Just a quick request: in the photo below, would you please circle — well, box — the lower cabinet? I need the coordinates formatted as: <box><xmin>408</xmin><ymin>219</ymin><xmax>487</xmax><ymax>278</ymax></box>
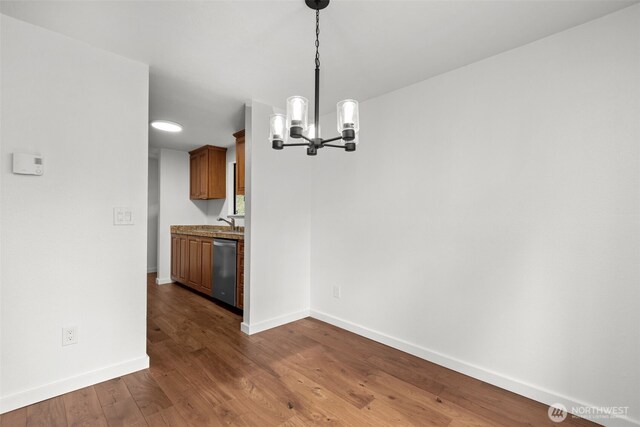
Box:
<box><xmin>171</xmin><ymin>234</ymin><xmax>213</xmax><ymax>295</ymax></box>
<box><xmin>187</xmin><ymin>236</ymin><xmax>201</xmax><ymax>288</ymax></box>
<box><xmin>200</xmin><ymin>239</ymin><xmax>213</xmax><ymax>293</ymax></box>
<box><xmin>170</xmin><ymin>233</ymin><xmax>241</xmax><ymax>308</ymax></box>
<box><xmin>237</xmin><ymin>241</ymin><xmax>244</xmax><ymax>309</ymax></box>
<box><xmin>171</xmin><ymin>234</ymin><xmax>189</xmax><ymax>284</ymax></box>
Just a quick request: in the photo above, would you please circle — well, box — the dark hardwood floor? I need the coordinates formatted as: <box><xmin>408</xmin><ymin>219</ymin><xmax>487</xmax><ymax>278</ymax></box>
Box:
<box><xmin>0</xmin><ymin>273</ymin><xmax>597</xmax><ymax>426</ymax></box>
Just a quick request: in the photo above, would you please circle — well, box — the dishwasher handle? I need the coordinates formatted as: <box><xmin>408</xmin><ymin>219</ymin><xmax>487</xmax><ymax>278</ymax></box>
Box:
<box><xmin>213</xmin><ymin>239</ymin><xmax>237</xmax><ymax>248</ymax></box>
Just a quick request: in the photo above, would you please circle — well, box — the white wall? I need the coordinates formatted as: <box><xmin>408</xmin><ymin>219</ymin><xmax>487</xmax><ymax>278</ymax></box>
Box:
<box><xmin>155</xmin><ymin>145</ymin><xmax>243</xmax><ymax>284</ymax></box>
<box><xmin>242</xmin><ymin>100</ymin><xmax>311</xmax><ymax>333</ymax></box>
<box><xmin>311</xmin><ymin>6</ymin><xmax>640</xmax><ymax>426</ymax></box>
<box><xmin>0</xmin><ymin>15</ymin><xmax>149</xmax><ymax>412</ymax></box>
<box><xmin>147</xmin><ymin>157</ymin><xmax>159</xmax><ymax>273</ymax></box>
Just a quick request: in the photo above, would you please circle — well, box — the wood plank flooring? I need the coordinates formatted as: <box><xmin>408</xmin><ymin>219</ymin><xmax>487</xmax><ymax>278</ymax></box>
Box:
<box><xmin>0</xmin><ymin>274</ymin><xmax>598</xmax><ymax>426</ymax></box>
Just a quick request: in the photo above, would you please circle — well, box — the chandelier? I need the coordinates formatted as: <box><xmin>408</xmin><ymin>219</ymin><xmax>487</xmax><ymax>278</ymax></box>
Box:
<box><xmin>269</xmin><ymin>0</ymin><xmax>360</xmax><ymax>156</ymax></box>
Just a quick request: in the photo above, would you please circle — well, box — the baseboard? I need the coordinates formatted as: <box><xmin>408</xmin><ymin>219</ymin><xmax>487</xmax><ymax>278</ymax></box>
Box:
<box><xmin>155</xmin><ymin>277</ymin><xmax>173</xmax><ymax>285</ymax></box>
<box><xmin>309</xmin><ymin>309</ymin><xmax>639</xmax><ymax>427</ymax></box>
<box><xmin>240</xmin><ymin>322</ymin><xmax>251</xmax><ymax>335</ymax></box>
<box><xmin>0</xmin><ymin>355</ymin><xmax>149</xmax><ymax>414</ymax></box>
<box><xmin>147</xmin><ymin>267</ymin><xmax>157</xmax><ymax>273</ymax></box>
<box><xmin>241</xmin><ymin>309</ymin><xmax>310</xmax><ymax>335</ymax></box>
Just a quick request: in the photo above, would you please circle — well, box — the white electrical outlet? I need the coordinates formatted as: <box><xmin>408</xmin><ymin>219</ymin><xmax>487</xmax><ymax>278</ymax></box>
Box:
<box><xmin>113</xmin><ymin>207</ymin><xmax>134</xmax><ymax>225</ymax></box>
<box><xmin>62</xmin><ymin>326</ymin><xmax>78</xmax><ymax>346</ymax></box>
<box><xmin>333</xmin><ymin>286</ymin><xmax>341</xmax><ymax>299</ymax></box>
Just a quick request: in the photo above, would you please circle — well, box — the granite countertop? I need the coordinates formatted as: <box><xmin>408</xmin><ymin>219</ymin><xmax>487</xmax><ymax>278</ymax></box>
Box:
<box><xmin>171</xmin><ymin>225</ymin><xmax>244</xmax><ymax>241</ymax></box>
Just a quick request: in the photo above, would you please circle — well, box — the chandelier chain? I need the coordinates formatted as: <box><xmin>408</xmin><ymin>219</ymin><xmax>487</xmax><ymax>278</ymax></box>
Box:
<box><xmin>315</xmin><ymin>8</ymin><xmax>320</xmax><ymax>70</ymax></box>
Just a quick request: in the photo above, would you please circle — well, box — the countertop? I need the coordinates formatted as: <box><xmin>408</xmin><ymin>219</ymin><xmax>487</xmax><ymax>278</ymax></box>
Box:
<box><xmin>171</xmin><ymin>225</ymin><xmax>244</xmax><ymax>241</ymax></box>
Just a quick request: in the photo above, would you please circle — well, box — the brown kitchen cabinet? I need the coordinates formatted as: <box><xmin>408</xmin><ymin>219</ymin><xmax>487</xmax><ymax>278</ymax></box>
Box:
<box><xmin>236</xmin><ymin>241</ymin><xmax>244</xmax><ymax>309</ymax></box>
<box><xmin>234</xmin><ymin>130</ymin><xmax>245</xmax><ymax>196</ymax></box>
<box><xmin>200</xmin><ymin>239</ymin><xmax>213</xmax><ymax>293</ymax></box>
<box><xmin>187</xmin><ymin>236</ymin><xmax>201</xmax><ymax>288</ymax></box>
<box><xmin>171</xmin><ymin>234</ymin><xmax>214</xmax><ymax>294</ymax></box>
<box><xmin>171</xmin><ymin>234</ymin><xmax>189</xmax><ymax>284</ymax></box>
<box><xmin>171</xmin><ymin>235</ymin><xmax>178</xmax><ymax>279</ymax></box>
<box><xmin>189</xmin><ymin>145</ymin><xmax>227</xmax><ymax>200</ymax></box>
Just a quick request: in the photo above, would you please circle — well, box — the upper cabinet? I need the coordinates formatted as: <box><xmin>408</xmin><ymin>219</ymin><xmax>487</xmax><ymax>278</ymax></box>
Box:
<box><xmin>234</xmin><ymin>130</ymin><xmax>245</xmax><ymax>196</ymax></box>
<box><xmin>189</xmin><ymin>145</ymin><xmax>227</xmax><ymax>200</ymax></box>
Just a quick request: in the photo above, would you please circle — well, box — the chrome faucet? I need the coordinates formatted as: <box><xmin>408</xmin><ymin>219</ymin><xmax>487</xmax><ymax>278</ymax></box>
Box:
<box><xmin>217</xmin><ymin>217</ymin><xmax>235</xmax><ymax>231</ymax></box>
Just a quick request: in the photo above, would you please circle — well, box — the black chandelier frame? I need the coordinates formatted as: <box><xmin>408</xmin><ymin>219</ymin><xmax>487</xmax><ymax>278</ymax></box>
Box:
<box><xmin>272</xmin><ymin>0</ymin><xmax>357</xmax><ymax>156</ymax></box>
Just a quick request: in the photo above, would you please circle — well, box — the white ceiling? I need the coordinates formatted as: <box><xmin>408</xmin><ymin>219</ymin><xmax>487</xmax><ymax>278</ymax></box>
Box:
<box><xmin>1</xmin><ymin>0</ymin><xmax>636</xmax><ymax>151</ymax></box>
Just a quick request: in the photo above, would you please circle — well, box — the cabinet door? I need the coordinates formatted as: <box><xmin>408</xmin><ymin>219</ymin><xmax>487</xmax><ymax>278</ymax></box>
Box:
<box><xmin>189</xmin><ymin>150</ymin><xmax>209</xmax><ymax>200</ymax></box>
<box><xmin>190</xmin><ymin>154</ymin><xmax>199</xmax><ymax>199</ymax></box>
<box><xmin>187</xmin><ymin>236</ymin><xmax>201</xmax><ymax>288</ymax></box>
<box><xmin>236</xmin><ymin>241</ymin><xmax>244</xmax><ymax>309</ymax></box>
<box><xmin>200</xmin><ymin>238</ymin><xmax>213</xmax><ymax>293</ymax></box>
<box><xmin>171</xmin><ymin>235</ymin><xmax>178</xmax><ymax>279</ymax></box>
<box><xmin>235</xmin><ymin>132</ymin><xmax>245</xmax><ymax>196</ymax></box>
<box><xmin>198</xmin><ymin>151</ymin><xmax>209</xmax><ymax>199</ymax></box>
<box><xmin>178</xmin><ymin>236</ymin><xmax>188</xmax><ymax>283</ymax></box>
<box><xmin>207</xmin><ymin>148</ymin><xmax>226</xmax><ymax>199</ymax></box>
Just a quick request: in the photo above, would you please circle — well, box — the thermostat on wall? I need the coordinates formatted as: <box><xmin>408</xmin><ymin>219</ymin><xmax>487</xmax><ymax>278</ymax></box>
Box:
<box><xmin>12</xmin><ymin>153</ymin><xmax>43</xmax><ymax>175</ymax></box>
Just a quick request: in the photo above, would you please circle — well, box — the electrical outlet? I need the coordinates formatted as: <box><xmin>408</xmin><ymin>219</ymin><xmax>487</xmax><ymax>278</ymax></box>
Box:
<box><xmin>333</xmin><ymin>286</ymin><xmax>341</xmax><ymax>299</ymax></box>
<box><xmin>113</xmin><ymin>207</ymin><xmax>133</xmax><ymax>225</ymax></box>
<box><xmin>62</xmin><ymin>326</ymin><xmax>78</xmax><ymax>346</ymax></box>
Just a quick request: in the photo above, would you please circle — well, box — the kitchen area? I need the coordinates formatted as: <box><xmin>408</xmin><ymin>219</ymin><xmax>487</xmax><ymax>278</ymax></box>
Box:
<box><xmin>149</xmin><ymin>129</ymin><xmax>246</xmax><ymax>311</ymax></box>
<box><xmin>170</xmin><ymin>224</ymin><xmax>244</xmax><ymax>309</ymax></box>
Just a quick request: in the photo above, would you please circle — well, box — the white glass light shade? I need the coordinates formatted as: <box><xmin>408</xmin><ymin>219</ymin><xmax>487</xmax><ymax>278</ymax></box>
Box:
<box><xmin>286</xmin><ymin>96</ymin><xmax>308</xmax><ymax>130</ymax></box>
<box><xmin>269</xmin><ymin>114</ymin><xmax>287</xmax><ymax>142</ymax></box>
<box><xmin>337</xmin><ymin>99</ymin><xmax>359</xmax><ymax>133</ymax></box>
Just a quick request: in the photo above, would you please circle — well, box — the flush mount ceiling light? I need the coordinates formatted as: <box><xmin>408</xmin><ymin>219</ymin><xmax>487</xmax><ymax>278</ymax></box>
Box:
<box><xmin>150</xmin><ymin>120</ymin><xmax>183</xmax><ymax>133</ymax></box>
<box><xmin>269</xmin><ymin>0</ymin><xmax>360</xmax><ymax>156</ymax></box>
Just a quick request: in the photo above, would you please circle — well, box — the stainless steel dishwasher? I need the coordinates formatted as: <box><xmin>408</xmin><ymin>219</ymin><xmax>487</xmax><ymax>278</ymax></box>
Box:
<box><xmin>212</xmin><ymin>239</ymin><xmax>237</xmax><ymax>306</ymax></box>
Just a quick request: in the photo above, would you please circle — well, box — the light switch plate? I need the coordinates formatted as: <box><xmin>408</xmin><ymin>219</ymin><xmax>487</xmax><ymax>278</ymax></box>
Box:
<box><xmin>333</xmin><ymin>286</ymin><xmax>341</xmax><ymax>299</ymax></box>
<box><xmin>113</xmin><ymin>207</ymin><xmax>134</xmax><ymax>225</ymax></box>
